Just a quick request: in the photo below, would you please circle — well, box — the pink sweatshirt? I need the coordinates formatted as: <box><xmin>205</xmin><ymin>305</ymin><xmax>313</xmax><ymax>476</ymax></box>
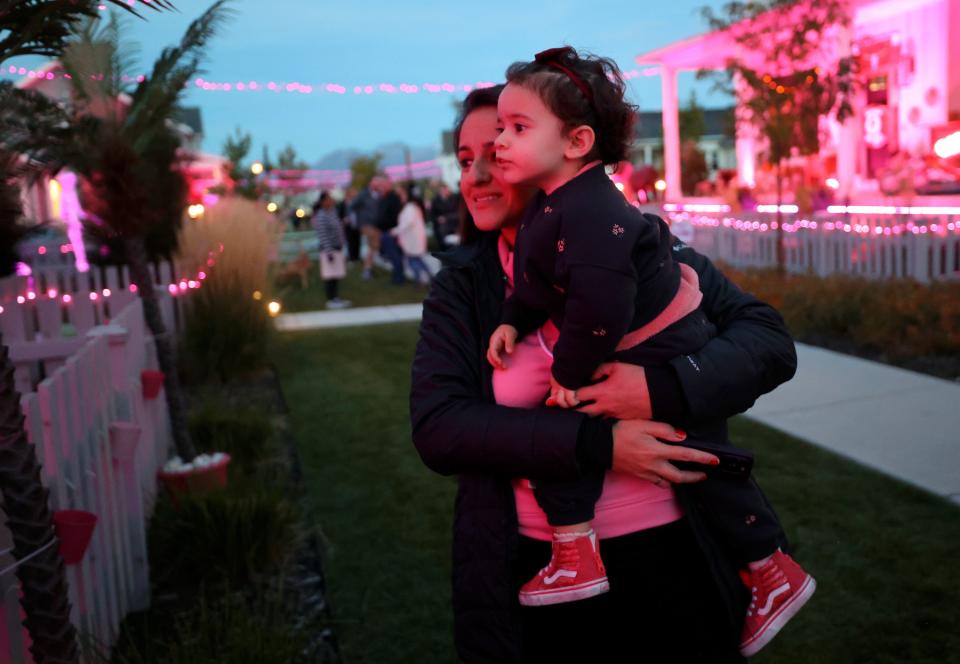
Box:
<box><xmin>492</xmin><ymin>236</ymin><xmax>685</xmax><ymax>541</ymax></box>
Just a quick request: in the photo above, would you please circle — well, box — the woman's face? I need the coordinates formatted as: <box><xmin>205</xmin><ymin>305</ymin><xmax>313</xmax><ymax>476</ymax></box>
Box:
<box><xmin>458</xmin><ymin>106</ymin><xmax>534</xmax><ymax>235</ymax></box>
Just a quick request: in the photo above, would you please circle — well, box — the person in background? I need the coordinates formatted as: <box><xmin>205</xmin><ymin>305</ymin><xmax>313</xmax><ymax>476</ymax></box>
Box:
<box><xmin>392</xmin><ymin>186</ymin><xmax>431</xmax><ymax>285</ymax></box>
<box><xmin>311</xmin><ymin>192</ymin><xmax>351</xmax><ymax>309</ymax></box>
<box><xmin>351</xmin><ymin>177</ymin><xmax>382</xmax><ymax>280</ymax></box>
<box><xmin>374</xmin><ymin>176</ymin><xmax>406</xmax><ymax>285</ymax></box>
<box><xmin>339</xmin><ymin>187</ymin><xmax>362</xmax><ymax>262</ymax></box>
<box><xmin>429</xmin><ymin>182</ymin><xmax>460</xmax><ymax>251</ymax></box>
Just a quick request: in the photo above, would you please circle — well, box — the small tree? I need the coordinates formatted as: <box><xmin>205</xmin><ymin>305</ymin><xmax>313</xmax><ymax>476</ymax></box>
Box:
<box><xmin>350</xmin><ymin>153</ymin><xmax>382</xmax><ymax>190</ymax></box>
<box><xmin>679</xmin><ymin>90</ymin><xmax>706</xmax><ymax>144</ymax></box>
<box><xmin>701</xmin><ymin>0</ymin><xmax>856</xmax><ymax>272</ymax></box>
<box><xmin>222</xmin><ymin>126</ymin><xmax>260</xmax><ymax>199</ymax></box>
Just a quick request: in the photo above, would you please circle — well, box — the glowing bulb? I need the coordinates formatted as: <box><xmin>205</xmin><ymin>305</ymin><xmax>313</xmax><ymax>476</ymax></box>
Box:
<box><xmin>168</xmin><ymin>284</ymin><xmax>178</xmax><ymax>295</ymax></box>
<box><xmin>654</xmin><ymin>179</ymin><xmax>667</xmax><ymax>192</ymax></box>
<box><xmin>934</xmin><ymin>131</ymin><xmax>960</xmax><ymax>159</ymax></box>
<box><xmin>47</xmin><ymin>288</ymin><xmax>58</xmax><ymax>298</ymax></box>
<box><xmin>253</xmin><ymin>290</ymin><xmax>263</xmax><ymax>300</ymax></box>
<box><xmin>187</xmin><ymin>204</ymin><xmax>205</xmax><ymax>219</ymax></box>
<box><xmin>26</xmin><ymin>291</ymin><xmax>36</xmax><ymax>301</ymax></box>
<box><xmin>38</xmin><ymin>246</ymin><xmax>47</xmax><ymax>255</ymax></box>
<box><xmin>129</xmin><ymin>283</ymin><xmax>138</xmax><ymax>293</ymax></box>
<box><xmin>267</xmin><ymin>202</ymin><xmax>278</xmax><ymax>213</ymax></box>
<box><xmin>102</xmin><ymin>288</ymin><xmax>111</xmax><ymax>297</ymax></box>
<box><xmin>267</xmin><ymin>300</ymin><xmax>281</xmax><ymax>316</ymax></box>
<box><xmin>826</xmin><ymin>177</ymin><xmax>840</xmax><ymax>190</ymax></box>
<box><xmin>89</xmin><ymin>292</ymin><xmax>98</xmax><ymax>301</ymax></box>
<box><xmin>251</xmin><ymin>161</ymin><xmax>264</xmax><ymax>175</ymax></box>
<box><xmin>17</xmin><ymin>296</ymin><xmax>25</xmax><ymax>304</ymax></box>
<box><xmin>295</xmin><ymin>208</ymin><xmax>306</xmax><ymax>219</ymax></box>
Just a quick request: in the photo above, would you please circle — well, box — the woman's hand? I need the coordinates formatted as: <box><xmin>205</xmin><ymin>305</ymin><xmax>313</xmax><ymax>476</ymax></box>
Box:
<box><xmin>611</xmin><ymin>419</ymin><xmax>718</xmax><ymax>486</ymax></box>
<box><xmin>575</xmin><ymin>362</ymin><xmax>653</xmax><ymax>420</ymax></box>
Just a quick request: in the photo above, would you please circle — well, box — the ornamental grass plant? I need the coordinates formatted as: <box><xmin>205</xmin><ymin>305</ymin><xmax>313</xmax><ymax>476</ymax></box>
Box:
<box><xmin>178</xmin><ymin>197</ymin><xmax>282</xmax><ymax>382</ymax></box>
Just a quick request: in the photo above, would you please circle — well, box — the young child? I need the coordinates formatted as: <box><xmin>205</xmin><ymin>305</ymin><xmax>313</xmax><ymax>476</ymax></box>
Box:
<box><xmin>311</xmin><ymin>192</ymin><xmax>351</xmax><ymax>310</ymax></box>
<box><xmin>486</xmin><ymin>46</ymin><xmax>815</xmax><ymax>656</ymax></box>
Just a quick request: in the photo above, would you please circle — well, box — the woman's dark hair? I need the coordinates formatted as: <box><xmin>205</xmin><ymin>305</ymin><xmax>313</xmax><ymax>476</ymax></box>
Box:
<box><xmin>505</xmin><ymin>46</ymin><xmax>636</xmax><ymax>166</ymax></box>
<box><xmin>453</xmin><ymin>85</ymin><xmax>505</xmax><ymax>246</ymax></box>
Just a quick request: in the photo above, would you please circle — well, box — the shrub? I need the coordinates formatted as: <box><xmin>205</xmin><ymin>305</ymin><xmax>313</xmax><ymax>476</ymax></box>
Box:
<box><xmin>148</xmin><ymin>484</ymin><xmax>299</xmax><ymax>601</ymax></box>
<box><xmin>103</xmin><ymin>589</ymin><xmax>311</xmax><ymax>664</ymax></box>
<box><xmin>719</xmin><ymin>264</ymin><xmax>960</xmax><ymax>374</ymax></box>
<box><xmin>189</xmin><ymin>400</ymin><xmax>274</xmax><ymax>475</ymax></box>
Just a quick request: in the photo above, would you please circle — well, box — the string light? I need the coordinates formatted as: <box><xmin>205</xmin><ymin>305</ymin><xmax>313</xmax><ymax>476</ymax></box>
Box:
<box><xmin>665</xmin><ymin>210</ymin><xmax>960</xmax><ymax>236</ymax></box>
<box><xmin>3</xmin><ymin>65</ymin><xmax>660</xmax><ymax>97</ymax></box>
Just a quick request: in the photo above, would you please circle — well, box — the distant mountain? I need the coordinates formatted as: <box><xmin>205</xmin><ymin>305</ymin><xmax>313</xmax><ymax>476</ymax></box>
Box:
<box><xmin>313</xmin><ymin>142</ymin><xmax>438</xmax><ymax>170</ymax></box>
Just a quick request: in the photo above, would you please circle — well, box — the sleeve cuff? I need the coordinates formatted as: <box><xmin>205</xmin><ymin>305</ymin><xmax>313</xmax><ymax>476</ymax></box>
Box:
<box><xmin>645</xmin><ymin>364</ymin><xmax>688</xmax><ymax>424</ymax></box>
<box><xmin>575</xmin><ymin>417</ymin><xmax>614</xmax><ymax>471</ymax></box>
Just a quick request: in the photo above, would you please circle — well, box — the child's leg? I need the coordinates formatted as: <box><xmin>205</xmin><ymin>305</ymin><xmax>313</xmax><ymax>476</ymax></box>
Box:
<box><xmin>324</xmin><ymin>278</ymin><xmax>338</xmax><ymax>301</ymax></box>
<box><xmin>518</xmin><ymin>470</ymin><xmax>609</xmax><ymax>607</ymax></box>
<box><xmin>686</xmin><ymin>474</ymin><xmax>785</xmax><ymax>564</ymax></box>
<box><xmin>687</xmin><ymin>473</ymin><xmax>815</xmax><ymax>656</ymax></box>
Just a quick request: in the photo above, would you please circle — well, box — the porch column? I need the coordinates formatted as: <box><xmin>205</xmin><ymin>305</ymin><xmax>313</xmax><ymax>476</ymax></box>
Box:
<box><xmin>660</xmin><ymin>66</ymin><xmax>682</xmax><ymax>201</ymax></box>
<box><xmin>734</xmin><ymin>73</ymin><xmax>757</xmax><ymax>188</ymax></box>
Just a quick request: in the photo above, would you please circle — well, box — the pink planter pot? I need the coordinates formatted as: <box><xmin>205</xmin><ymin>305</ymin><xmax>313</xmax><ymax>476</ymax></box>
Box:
<box><xmin>53</xmin><ymin>510</ymin><xmax>98</xmax><ymax>565</ymax></box>
<box><xmin>141</xmin><ymin>370</ymin><xmax>165</xmax><ymax>400</ymax></box>
<box><xmin>158</xmin><ymin>454</ymin><xmax>232</xmax><ymax>502</ymax></box>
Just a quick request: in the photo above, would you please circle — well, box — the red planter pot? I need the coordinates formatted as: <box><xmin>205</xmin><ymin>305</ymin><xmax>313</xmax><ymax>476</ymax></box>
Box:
<box><xmin>53</xmin><ymin>510</ymin><xmax>98</xmax><ymax>565</ymax></box>
<box><xmin>158</xmin><ymin>454</ymin><xmax>231</xmax><ymax>501</ymax></box>
<box><xmin>141</xmin><ymin>370</ymin><xmax>165</xmax><ymax>400</ymax></box>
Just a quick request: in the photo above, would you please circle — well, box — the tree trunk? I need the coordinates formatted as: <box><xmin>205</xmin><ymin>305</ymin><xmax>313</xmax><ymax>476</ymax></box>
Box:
<box><xmin>776</xmin><ymin>159</ymin><xmax>786</xmax><ymax>275</ymax></box>
<box><xmin>0</xmin><ymin>338</ymin><xmax>79</xmax><ymax>664</ymax></box>
<box><xmin>123</xmin><ymin>235</ymin><xmax>196</xmax><ymax>461</ymax></box>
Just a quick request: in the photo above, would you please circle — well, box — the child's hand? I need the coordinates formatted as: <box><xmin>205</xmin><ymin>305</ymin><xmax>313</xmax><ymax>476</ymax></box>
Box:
<box><xmin>546</xmin><ymin>374</ymin><xmax>580</xmax><ymax>409</ymax></box>
<box><xmin>487</xmin><ymin>324</ymin><xmax>518</xmax><ymax>370</ymax></box>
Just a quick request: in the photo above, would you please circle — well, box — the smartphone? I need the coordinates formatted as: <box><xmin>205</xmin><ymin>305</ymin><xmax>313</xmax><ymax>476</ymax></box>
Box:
<box><xmin>671</xmin><ymin>439</ymin><xmax>754</xmax><ymax>481</ymax></box>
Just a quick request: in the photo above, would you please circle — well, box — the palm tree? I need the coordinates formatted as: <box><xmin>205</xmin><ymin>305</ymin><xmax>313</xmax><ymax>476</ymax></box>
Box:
<box><xmin>56</xmin><ymin>1</ymin><xmax>235</xmax><ymax>463</ymax></box>
<box><xmin>0</xmin><ymin>4</ymin><xmax>179</xmax><ymax>662</ymax></box>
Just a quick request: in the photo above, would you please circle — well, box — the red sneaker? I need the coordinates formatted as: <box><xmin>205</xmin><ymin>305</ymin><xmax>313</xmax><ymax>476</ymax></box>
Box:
<box><xmin>739</xmin><ymin>550</ymin><xmax>816</xmax><ymax>656</ymax></box>
<box><xmin>518</xmin><ymin>531</ymin><xmax>610</xmax><ymax>607</ymax></box>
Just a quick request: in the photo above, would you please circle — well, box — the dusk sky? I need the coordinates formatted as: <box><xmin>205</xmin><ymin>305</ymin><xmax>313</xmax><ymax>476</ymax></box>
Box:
<box><xmin>10</xmin><ymin>0</ymin><xmax>732</xmax><ymax>164</ymax></box>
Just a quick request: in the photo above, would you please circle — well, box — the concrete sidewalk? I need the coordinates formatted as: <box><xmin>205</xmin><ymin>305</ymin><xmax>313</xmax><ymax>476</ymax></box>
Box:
<box><xmin>274</xmin><ymin>306</ymin><xmax>960</xmax><ymax>505</ymax></box>
<box><xmin>747</xmin><ymin>344</ymin><xmax>960</xmax><ymax>506</ymax></box>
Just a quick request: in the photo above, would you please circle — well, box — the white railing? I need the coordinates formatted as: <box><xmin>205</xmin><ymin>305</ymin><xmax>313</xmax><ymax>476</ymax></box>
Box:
<box><xmin>0</xmin><ymin>297</ymin><xmax>172</xmax><ymax>663</ymax></box>
<box><xmin>648</xmin><ymin>206</ymin><xmax>960</xmax><ymax>282</ymax></box>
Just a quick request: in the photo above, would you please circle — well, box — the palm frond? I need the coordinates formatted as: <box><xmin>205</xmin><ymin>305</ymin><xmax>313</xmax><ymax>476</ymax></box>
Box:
<box><xmin>0</xmin><ymin>80</ymin><xmax>94</xmax><ymax>173</ymax></box>
<box><xmin>0</xmin><ymin>0</ymin><xmax>175</xmax><ymax>65</ymax></box>
<box><xmin>60</xmin><ymin>13</ymin><xmax>139</xmax><ymax>116</ymax></box>
<box><xmin>124</xmin><ymin>0</ymin><xmax>233</xmax><ymax>153</ymax></box>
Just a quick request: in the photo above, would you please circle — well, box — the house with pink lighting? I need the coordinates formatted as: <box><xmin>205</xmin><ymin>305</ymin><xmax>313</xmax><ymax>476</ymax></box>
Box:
<box><xmin>636</xmin><ymin>0</ymin><xmax>960</xmax><ymax>205</ymax></box>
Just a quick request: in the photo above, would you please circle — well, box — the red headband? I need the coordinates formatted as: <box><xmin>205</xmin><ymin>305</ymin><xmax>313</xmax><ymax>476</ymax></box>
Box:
<box><xmin>534</xmin><ymin>47</ymin><xmax>595</xmax><ymax>107</ymax></box>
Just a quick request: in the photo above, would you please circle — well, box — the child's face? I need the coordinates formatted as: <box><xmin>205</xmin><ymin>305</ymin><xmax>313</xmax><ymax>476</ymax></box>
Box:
<box><xmin>494</xmin><ymin>83</ymin><xmax>570</xmax><ymax>190</ymax></box>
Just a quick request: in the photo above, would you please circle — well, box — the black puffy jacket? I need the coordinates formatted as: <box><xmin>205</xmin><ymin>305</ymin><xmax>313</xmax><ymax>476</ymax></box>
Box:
<box><xmin>410</xmin><ymin>231</ymin><xmax>797</xmax><ymax>663</ymax></box>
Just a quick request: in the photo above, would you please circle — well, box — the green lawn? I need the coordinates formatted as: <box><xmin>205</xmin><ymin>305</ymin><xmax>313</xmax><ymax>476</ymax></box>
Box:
<box><xmin>272</xmin><ymin>323</ymin><xmax>960</xmax><ymax>664</ymax></box>
<box><xmin>272</xmin><ymin>260</ymin><xmax>428</xmax><ymax>312</ymax></box>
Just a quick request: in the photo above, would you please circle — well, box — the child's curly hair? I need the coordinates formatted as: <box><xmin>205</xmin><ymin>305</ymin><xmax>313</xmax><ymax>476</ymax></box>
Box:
<box><xmin>505</xmin><ymin>46</ymin><xmax>637</xmax><ymax>166</ymax></box>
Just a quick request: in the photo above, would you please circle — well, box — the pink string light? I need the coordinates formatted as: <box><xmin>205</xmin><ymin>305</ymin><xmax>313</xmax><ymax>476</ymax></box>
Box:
<box><xmin>5</xmin><ymin>63</ymin><xmax>658</xmax><ymax>96</ymax></box>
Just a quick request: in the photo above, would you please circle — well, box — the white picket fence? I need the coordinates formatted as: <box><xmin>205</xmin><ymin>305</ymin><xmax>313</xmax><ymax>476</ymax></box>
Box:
<box><xmin>650</xmin><ymin>207</ymin><xmax>960</xmax><ymax>282</ymax></box>
<box><xmin>0</xmin><ymin>262</ymin><xmax>191</xmax><ymax>663</ymax></box>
